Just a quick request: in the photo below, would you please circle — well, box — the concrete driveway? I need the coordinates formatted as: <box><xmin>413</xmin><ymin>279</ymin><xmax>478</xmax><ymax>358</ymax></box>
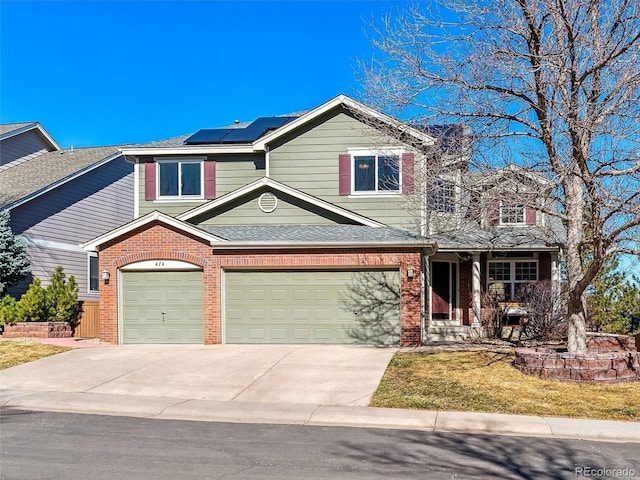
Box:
<box><xmin>0</xmin><ymin>344</ymin><xmax>396</xmax><ymax>407</ymax></box>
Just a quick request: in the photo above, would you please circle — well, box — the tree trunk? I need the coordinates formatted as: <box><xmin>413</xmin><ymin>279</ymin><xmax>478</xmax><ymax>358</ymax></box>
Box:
<box><xmin>564</xmin><ymin>177</ymin><xmax>588</xmax><ymax>353</ymax></box>
<box><xmin>567</xmin><ymin>305</ymin><xmax>587</xmax><ymax>354</ymax></box>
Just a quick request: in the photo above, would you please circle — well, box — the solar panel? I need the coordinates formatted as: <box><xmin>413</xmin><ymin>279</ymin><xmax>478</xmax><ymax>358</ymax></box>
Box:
<box><xmin>184</xmin><ymin>116</ymin><xmax>298</xmax><ymax>145</ymax></box>
<box><xmin>184</xmin><ymin>129</ymin><xmax>234</xmax><ymax>145</ymax></box>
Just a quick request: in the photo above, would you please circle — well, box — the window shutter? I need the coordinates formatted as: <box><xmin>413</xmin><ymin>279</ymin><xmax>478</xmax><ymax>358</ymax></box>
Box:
<box><xmin>338</xmin><ymin>154</ymin><xmax>351</xmax><ymax>196</ymax></box>
<box><xmin>401</xmin><ymin>153</ymin><xmax>415</xmax><ymax>194</ymax></box>
<box><xmin>144</xmin><ymin>162</ymin><xmax>156</xmax><ymax>201</ymax></box>
<box><xmin>489</xmin><ymin>199</ymin><xmax>500</xmax><ymax>226</ymax></box>
<box><xmin>526</xmin><ymin>206</ymin><xmax>537</xmax><ymax>225</ymax></box>
<box><xmin>204</xmin><ymin>160</ymin><xmax>216</xmax><ymax>199</ymax></box>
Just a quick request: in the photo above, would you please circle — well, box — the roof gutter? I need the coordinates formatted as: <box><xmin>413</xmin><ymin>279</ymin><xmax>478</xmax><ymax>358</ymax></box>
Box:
<box><xmin>120</xmin><ymin>145</ymin><xmax>255</xmax><ymax>156</ymax></box>
<box><xmin>436</xmin><ymin>245</ymin><xmax>561</xmax><ymax>253</ymax></box>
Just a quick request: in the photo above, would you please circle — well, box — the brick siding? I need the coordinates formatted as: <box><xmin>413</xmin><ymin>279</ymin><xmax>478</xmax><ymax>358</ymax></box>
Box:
<box><xmin>98</xmin><ymin>221</ymin><xmax>423</xmax><ymax>346</ymax></box>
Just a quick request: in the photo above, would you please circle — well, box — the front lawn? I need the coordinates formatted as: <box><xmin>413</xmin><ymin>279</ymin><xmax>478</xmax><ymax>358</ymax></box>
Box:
<box><xmin>0</xmin><ymin>339</ymin><xmax>71</xmax><ymax>369</ymax></box>
<box><xmin>371</xmin><ymin>349</ymin><xmax>640</xmax><ymax>421</ymax></box>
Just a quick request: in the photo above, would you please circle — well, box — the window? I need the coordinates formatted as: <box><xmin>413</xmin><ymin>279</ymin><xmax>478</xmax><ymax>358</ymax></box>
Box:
<box><xmin>353</xmin><ymin>153</ymin><xmax>400</xmax><ymax>193</ymax></box>
<box><xmin>487</xmin><ymin>260</ymin><xmax>537</xmax><ymax>301</ymax></box>
<box><xmin>429</xmin><ymin>180</ymin><xmax>455</xmax><ymax>213</ymax></box>
<box><xmin>157</xmin><ymin>159</ymin><xmax>203</xmax><ymax>198</ymax></box>
<box><xmin>89</xmin><ymin>254</ymin><xmax>99</xmax><ymax>292</ymax></box>
<box><xmin>500</xmin><ymin>203</ymin><xmax>525</xmax><ymax>225</ymax></box>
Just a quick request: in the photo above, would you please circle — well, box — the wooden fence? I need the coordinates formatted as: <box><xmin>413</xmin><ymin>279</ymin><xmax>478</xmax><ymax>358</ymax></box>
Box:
<box><xmin>74</xmin><ymin>301</ymin><xmax>100</xmax><ymax>338</ymax></box>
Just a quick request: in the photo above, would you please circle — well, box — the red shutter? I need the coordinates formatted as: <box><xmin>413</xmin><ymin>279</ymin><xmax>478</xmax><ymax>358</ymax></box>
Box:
<box><xmin>489</xmin><ymin>199</ymin><xmax>500</xmax><ymax>226</ymax></box>
<box><xmin>338</xmin><ymin>154</ymin><xmax>351</xmax><ymax>196</ymax></box>
<box><xmin>144</xmin><ymin>162</ymin><xmax>156</xmax><ymax>201</ymax></box>
<box><xmin>401</xmin><ymin>153</ymin><xmax>415</xmax><ymax>194</ymax></box>
<box><xmin>204</xmin><ymin>160</ymin><xmax>216</xmax><ymax>199</ymax></box>
<box><xmin>526</xmin><ymin>206</ymin><xmax>537</xmax><ymax>225</ymax></box>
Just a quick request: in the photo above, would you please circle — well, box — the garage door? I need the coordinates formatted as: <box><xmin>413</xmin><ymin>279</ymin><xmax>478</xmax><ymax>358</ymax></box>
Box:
<box><xmin>122</xmin><ymin>271</ymin><xmax>204</xmax><ymax>344</ymax></box>
<box><xmin>224</xmin><ymin>270</ymin><xmax>400</xmax><ymax>345</ymax></box>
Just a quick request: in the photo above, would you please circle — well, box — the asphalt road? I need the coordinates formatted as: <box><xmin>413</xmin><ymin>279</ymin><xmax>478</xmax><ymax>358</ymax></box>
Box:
<box><xmin>1</xmin><ymin>409</ymin><xmax>638</xmax><ymax>480</ymax></box>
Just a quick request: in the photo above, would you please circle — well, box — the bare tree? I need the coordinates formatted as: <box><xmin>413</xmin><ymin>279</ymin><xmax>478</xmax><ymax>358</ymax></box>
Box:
<box><xmin>358</xmin><ymin>0</ymin><xmax>640</xmax><ymax>353</ymax></box>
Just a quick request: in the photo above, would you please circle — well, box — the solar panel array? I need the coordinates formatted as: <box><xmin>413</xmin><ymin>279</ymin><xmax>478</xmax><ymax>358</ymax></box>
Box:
<box><xmin>184</xmin><ymin>116</ymin><xmax>298</xmax><ymax>145</ymax></box>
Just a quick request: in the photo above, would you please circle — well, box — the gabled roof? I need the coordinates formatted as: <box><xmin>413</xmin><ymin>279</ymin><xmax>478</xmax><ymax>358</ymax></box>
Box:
<box><xmin>0</xmin><ymin>122</ymin><xmax>61</xmax><ymax>151</ymax></box>
<box><xmin>0</xmin><ymin>145</ymin><xmax>124</xmax><ymax>209</ymax></box>
<box><xmin>82</xmin><ymin>210</ymin><xmax>225</xmax><ymax>252</ymax></box>
<box><xmin>253</xmin><ymin>94</ymin><xmax>436</xmax><ymax>150</ymax></box>
<box><xmin>475</xmin><ymin>164</ymin><xmax>553</xmax><ymax>188</ymax></box>
<box><xmin>177</xmin><ymin>177</ymin><xmax>386</xmax><ymax>228</ymax></box>
<box><xmin>120</xmin><ymin>94</ymin><xmax>437</xmax><ymax>156</ymax></box>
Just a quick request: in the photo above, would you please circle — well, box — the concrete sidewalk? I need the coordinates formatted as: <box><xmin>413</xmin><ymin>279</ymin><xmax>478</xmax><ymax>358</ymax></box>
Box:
<box><xmin>0</xmin><ymin>343</ymin><xmax>637</xmax><ymax>442</ymax></box>
<box><xmin>1</xmin><ymin>388</ymin><xmax>638</xmax><ymax>443</ymax></box>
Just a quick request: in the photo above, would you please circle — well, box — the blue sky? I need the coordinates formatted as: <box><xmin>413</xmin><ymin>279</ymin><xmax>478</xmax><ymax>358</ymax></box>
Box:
<box><xmin>1</xmin><ymin>0</ymin><xmax>401</xmax><ymax>147</ymax></box>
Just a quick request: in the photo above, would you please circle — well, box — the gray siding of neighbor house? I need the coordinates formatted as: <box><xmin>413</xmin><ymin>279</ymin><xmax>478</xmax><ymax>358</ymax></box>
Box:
<box><xmin>268</xmin><ymin>111</ymin><xmax>419</xmax><ymax>232</ymax></box>
<box><xmin>137</xmin><ymin>155</ymin><xmax>265</xmax><ymax>217</ymax></box>
<box><xmin>9</xmin><ymin>156</ymin><xmax>134</xmax><ymax>300</ymax></box>
<box><xmin>0</xmin><ymin>130</ymin><xmax>53</xmax><ymax>170</ymax></box>
<box><xmin>193</xmin><ymin>193</ymin><xmax>346</xmax><ymax>227</ymax></box>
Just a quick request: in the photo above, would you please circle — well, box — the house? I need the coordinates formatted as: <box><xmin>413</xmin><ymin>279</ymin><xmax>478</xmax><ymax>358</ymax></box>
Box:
<box><xmin>0</xmin><ymin>122</ymin><xmax>134</xmax><ymax>324</ymax></box>
<box><xmin>83</xmin><ymin>94</ymin><xmax>561</xmax><ymax>346</ymax></box>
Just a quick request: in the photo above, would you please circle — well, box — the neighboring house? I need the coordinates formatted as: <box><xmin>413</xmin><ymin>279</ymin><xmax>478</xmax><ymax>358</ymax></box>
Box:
<box><xmin>0</xmin><ymin>122</ymin><xmax>134</xmax><ymax>306</ymax></box>
<box><xmin>83</xmin><ymin>94</ymin><xmax>561</xmax><ymax>346</ymax></box>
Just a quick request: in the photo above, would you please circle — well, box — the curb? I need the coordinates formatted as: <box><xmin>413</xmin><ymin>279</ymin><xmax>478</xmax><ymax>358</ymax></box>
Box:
<box><xmin>2</xmin><ymin>389</ymin><xmax>638</xmax><ymax>442</ymax></box>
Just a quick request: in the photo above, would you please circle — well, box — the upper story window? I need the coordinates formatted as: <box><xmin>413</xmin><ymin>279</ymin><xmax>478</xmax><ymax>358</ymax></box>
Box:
<box><xmin>500</xmin><ymin>203</ymin><xmax>525</xmax><ymax>225</ymax></box>
<box><xmin>429</xmin><ymin>180</ymin><xmax>455</xmax><ymax>213</ymax></box>
<box><xmin>157</xmin><ymin>159</ymin><xmax>203</xmax><ymax>199</ymax></box>
<box><xmin>353</xmin><ymin>152</ymin><xmax>400</xmax><ymax>193</ymax></box>
<box><xmin>338</xmin><ymin>149</ymin><xmax>412</xmax><ymax>197</ymax></box>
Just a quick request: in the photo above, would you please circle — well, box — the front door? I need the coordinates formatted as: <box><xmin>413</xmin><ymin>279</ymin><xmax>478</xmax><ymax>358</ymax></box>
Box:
<box><xmin>431</xmin><ymin>261</ymin><xmax>457</xmax><ymax>321</ymax></box>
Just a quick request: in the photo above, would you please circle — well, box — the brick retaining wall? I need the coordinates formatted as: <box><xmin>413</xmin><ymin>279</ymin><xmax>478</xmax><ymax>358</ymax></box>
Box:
<box><xmin>514</xmin><ymin>335</ymin><xmax>640</xmax><ymax>384</ymax></box>
<box><xmin>2</xmin><ymin>322</ymin><xmax>72</xmax><ymax>339</ymax></box>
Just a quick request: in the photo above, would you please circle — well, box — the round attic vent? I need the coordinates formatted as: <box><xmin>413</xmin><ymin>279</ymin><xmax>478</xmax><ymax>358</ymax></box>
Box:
<box><xmin>258</xmin><ymin>192</ymin><xmax>278</xmax><ymax>213</ymax></box>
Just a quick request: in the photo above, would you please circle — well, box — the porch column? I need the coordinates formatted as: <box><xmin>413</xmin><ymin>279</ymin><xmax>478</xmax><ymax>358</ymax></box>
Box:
<box><xmin>550</xmin><ymin>252</ymin><xmax>560</xmax><ymax>315</ymax></box>
<box><xmin>472</xmin><ymin>253</ymin><xmax>481</xmax><ymax>327</ymax></box>
<box><xmin>550</xmin><ymin>253</ymin><xmax>560</xmax><ymax>290</ymax></box>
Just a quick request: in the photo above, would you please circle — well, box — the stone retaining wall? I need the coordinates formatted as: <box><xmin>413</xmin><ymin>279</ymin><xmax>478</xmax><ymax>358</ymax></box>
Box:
<box><xmin>514</xmin><ymin>335</ymin><xmax>640</xmax><ymax>384</ymax></box>
<box><xmin>1</xmin><ymin>322</ymin><xmax>72</xmax><ymax>339</ymax></box>
<box><xmin>586</xmin><ymin>334</ymin><xmax>637</xmax><ymax>353</ymax></box>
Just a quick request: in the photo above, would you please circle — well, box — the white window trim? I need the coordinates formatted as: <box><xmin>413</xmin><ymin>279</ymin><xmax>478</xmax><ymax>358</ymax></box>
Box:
<box><xmin>88</xmin><ymin>253</ymin><xmax>99</xmax><ymax>294</ymax></box>
<box><xmin>430</xmin><ymin>180</ymin><xmax>456</xmax><ymax>213</ymax></box>
<box><xmin>155</xmin><ymin>157</ymin><xmax>205</xmax><ymax>201</ymax></box>
<box><xmin>487</xmin><ymin>259</ymin><xmax>539</xmax><ymax>300</ymax></box>
<box><xmin>499</xmin><ymin>201</ymin><xmax>526</xmax><ymax>226</ymax></box>
<box><xmin>348</xmin><ymin>147</ymin><xmax>403</xmax><ymax>196</ymax></box>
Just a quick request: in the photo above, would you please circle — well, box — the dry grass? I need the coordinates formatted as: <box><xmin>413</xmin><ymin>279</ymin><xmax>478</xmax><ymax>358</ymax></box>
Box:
<box><xmin>371</xmin><ymin>350</ymin><xmax>640</xmax><ymax>421</ymax></box>
<box><xmin>0</xmin><ymin>339</ymin><xmax>71</xmax><ymax>369</ymax></box>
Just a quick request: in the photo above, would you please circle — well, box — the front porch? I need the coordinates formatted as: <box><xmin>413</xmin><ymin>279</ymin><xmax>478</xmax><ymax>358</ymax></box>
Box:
<box><xmin>425</xmin><ymin>250</ymin><xmax>560</xmax><ymax>342</ymax></box>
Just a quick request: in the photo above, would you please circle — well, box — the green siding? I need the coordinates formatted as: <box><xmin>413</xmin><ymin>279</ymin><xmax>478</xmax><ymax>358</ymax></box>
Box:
<box><xmin>122</xmin><ymin>271</ymin><xmax>204</xmax><ymax>344</ymax></box>
<box><xmin>225</xmin><ymin>270</ymin><xmax>400</xmax><ymax>345</ymax></box>
<box><xmin>137</xmin><ymin>156</ymin><xmax>264</xmax><ymax>217</ymax></box>
<box><xmin>268</xmin><ymin>111</ymin><xmax>419</xmax><ymax>232</ymax></box>
<box><xmin>193</xmin><ymin>191</ymin><xmax>352</xmax><ymax>226</ymax></box>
